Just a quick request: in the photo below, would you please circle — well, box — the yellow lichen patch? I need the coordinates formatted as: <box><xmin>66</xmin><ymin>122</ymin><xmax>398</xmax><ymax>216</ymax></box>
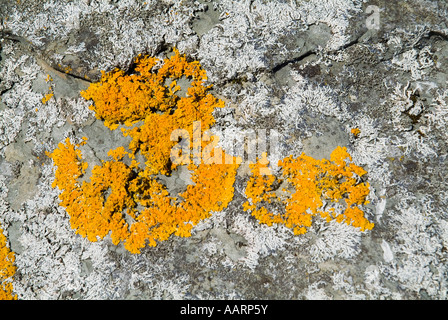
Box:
<box><xmin>49</xmin><ymin>135</ymin><xmax>239</xmax><ymax>254</ymax></box>
<box><xmin>107</xmin><ymin>146</ymin><xmax>128</xmax><ymax>161</ymax></box>
<box><xmin>243</xmin><ymin>153</ymin><xmax>281</xmax><ymax>227</ymax></box>
<box><xmin>351</xmin><ymin>127</ymin><xmax>361</xmax><ymax>137</ymax></box>
<box><xmin>243</xmin><ymin>146</ymin><xmax>374</xmax><ymax>234</ymax></box>
<box><xmin>81</xmin><ymin>49</ymin><xmax>222</xmax><ymax>176</ymax></box>
<box><xmin>58</xmin><ymin>64</ymin><xmax>72</xmax><ymax>74</ymax></box>
<box><xmin>49</xmin><ymin>49</ymin><xmax>240</xmax><ymax>254</ymax></box>
<box><xmin>123</xmin><ymin>152</ymin><xmax>239</xmax><ymax>254</ymax></box>
<box><xmin>41</xmin><ymin>91</ymin><xmax>54</xmax><ymax>104</ymax></box>
<box><xmin>0</xmin><ymin>226</ymin><xmax>16</xmax><ymax>300</ymax></box>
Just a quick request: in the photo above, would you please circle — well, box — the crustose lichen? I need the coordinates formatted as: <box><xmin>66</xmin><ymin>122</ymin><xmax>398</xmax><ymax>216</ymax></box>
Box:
<box><xmin>0</xmin><ymin>225</ymin><xmax>16</xmax><ymax>300</ymax></box>
<box><xmin>47</xmin><ymin>49</ymin><xmax>374</xmax><ymax>255</ymax></box>
<box><xmin>243</xmin><ymin>148</ymin><xmax>374</xmax><ymax>235</ymax></box>
<box><xmin>47</xmin><ymin>49</ymin><xmax>240</xmax><ymax>254</ymax></box>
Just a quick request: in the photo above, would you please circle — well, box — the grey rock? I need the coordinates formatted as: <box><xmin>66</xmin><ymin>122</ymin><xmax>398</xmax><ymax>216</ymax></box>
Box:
<box><xmin>1</xmin><ymin>0</ymin><xmax>448</xmax><ymax>301</ymax></box>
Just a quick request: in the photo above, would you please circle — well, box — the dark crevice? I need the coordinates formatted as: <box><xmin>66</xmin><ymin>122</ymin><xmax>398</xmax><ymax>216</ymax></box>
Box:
<box><xmin>337</xmin><ymin>37</ymin><xmax>361</xmax><ymax>51</ymax></box>
<box><xmin>328</xmin><ymin>34</ymin><xmax>363</xmax><ymax>55</ymax></box>
<box><xmin>270</xmin><ymin>32</ymin><xmax>364</xmax><ymax>74</ymax></box>
<box><xmin>125</xmin><ymin>60</ymin><xmax>139</xmax><ymax>76</ymax></box>
<box><xmin>1</xmin><ymin>35</ymin><xmax>21</xmax><ymax>43</ymax></box>
<box><xmin>426</xmin><ymin>30</ymin><xmax>448</xmax><ymax>42</ymax></box>
<box><xmin>153</xmin><ymin>38</ymin><xmax>170</xmax><ymax>58</ymax></box>
<box><xmin>411</xmin><ymin>29</ymin><xmax>448</xmax><ymax>50</ymax></box>
<box><xmin>0</xmin><ymin>83</ymin><xmax>15</xmax><ymax>96</ymax></box>
<box><xmin>1</xmin><ymin>30</ymin><xmax>93</xmax><ymax>83</ymax></box>
<box><xmin>271</xmin><ymin>50</ymin><xmax>316</xmax><ymax>74</ymax></box>
<box><xmin>50</xmin><ymin>64</ymin><xmax>93</xmax><ymax>83</ymax></box>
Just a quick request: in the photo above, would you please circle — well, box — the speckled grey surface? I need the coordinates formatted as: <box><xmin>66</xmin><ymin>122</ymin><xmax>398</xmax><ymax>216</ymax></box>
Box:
<box><xmin>1</xmin><ymin>0</ymin><xmax>448</xmax><ymax>299</ymax></box>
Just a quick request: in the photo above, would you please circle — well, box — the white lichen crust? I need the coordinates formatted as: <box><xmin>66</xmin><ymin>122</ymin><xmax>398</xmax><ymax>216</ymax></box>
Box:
<box><xmin>0</xmin><ymin>0</ymin><xmax>448</xmax><ymax>300</ymax></box>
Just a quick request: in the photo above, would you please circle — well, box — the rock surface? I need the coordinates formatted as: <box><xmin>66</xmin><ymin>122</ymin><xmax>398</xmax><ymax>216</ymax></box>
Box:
<box><xmin>1</xmin><ymin>0</ymin><xmax>448</xmax><ymax>300</ymax></box>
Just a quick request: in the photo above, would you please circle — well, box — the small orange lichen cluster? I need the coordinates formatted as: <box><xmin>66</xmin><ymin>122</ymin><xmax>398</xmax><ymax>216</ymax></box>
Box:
<box><xmin>243</xmin><ymin>147</ymin><xmax>374</xmax><ymax>235</ymax></box>
<box><xmin>41</xmin><ymin>74</ymin><xmax>54</xmax><ymax>104</ymax></box>
<box><xmin>41</xmin><ymin>91</ymin><xmax>53</xmax><ymax>104</ymax></box>
<box><xmin>57</xmin><ymin>64</ymin><xmax>72</xmax><ymax>74</ymax></box>
<box><xmin>351</xmin><ymin>128</ymin><xmax>361</xmax><ymax>138</ymax></box>
<box><xmin>0</xmin><ymin>226</ymin><xmax>16</xmax><ymax>300</ymax></box>
<box><xmin>48</xmin><ymin>50</ymin><xmax>239</xmax><ymax>254</ymax></box>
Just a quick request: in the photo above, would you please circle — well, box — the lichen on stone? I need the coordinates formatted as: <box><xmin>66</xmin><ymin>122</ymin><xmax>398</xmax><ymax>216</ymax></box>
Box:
<box><xmin>0</xmin><ymin>225</ymin><xmax>16</xmax><ymax>300</ymax></box>
<box><xmin>48</xmin><ymin>49</ymin><xmax>240</xmax><ymax>254</ymax></box>
<box><xmin>243</xmin><ymin>147</ymin><xmax>374</xmax><ymax>235</ymax></box>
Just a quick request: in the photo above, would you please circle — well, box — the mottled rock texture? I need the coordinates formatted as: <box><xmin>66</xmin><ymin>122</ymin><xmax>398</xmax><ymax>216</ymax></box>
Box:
<box><xmin>1</xmin><ymin>0</ymin><xmax>448</xmax><ymax>300</ymax></box>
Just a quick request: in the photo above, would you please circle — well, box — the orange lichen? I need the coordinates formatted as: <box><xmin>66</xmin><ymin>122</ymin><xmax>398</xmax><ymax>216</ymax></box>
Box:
<box><xmin>124</xmin><ymin>149</ymin><xmax>239</xmax><ymax>253</ymax></box>
<box><xmin>243</xmin><ymin>153</ymin><xmax>280</xmax><ymax>226</ymax></box>
<box><xmin>80</xmin><ymin>49</ymin><xmax>221</xmax><ymax>176</ymax></box>
<box><xmin>351</xmin><ymin>127</ymin><xmax>361</xmax><ymax>137</ymax></box>
<box><xmin>48</xmin><ymin>49</ymin><xmax>372</xmax><ymax>255</ymax></box>
<box><xmin>0</xmin><ymin>226</ymin><xmax>16</xmax><ymax>300</ymax></box>
<box><xmin>58</xmin><ymin>64</ymin><xmax>72</xmax><ymax>74</ymax></box>
<box><xmin>243</xmin><ymin>146</ymin><xmax>374</xmax><ymax>235</ymax></box>
<box><xmin>49</xmin><ymin>49</ymin><xmax>239</xmax><ymax>254</ymax></box>
<box><xmin>41</xmin><ymin>91</ymin><xmax>54</xmax><ymax>104</ymax></box>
